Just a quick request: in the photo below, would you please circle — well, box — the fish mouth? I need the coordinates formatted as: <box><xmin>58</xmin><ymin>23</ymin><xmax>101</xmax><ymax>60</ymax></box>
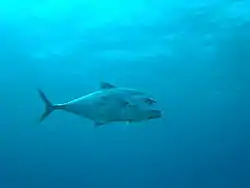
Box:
<box><xmin>148</xmin><ymin>110</ymin><xmax>162</xmax><ymax>119</ymax></box>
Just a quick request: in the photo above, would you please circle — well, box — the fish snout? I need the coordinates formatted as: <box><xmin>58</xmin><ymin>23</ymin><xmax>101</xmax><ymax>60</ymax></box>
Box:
<box><xmin>148</xmin><ymin>110</ymin><xmax>162</xmax><ymax>119</ymax></box>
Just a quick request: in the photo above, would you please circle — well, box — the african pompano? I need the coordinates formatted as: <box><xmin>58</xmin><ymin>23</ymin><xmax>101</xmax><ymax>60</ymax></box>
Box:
<box><xmin>38</xmin><ymin>82</ymin><xmax>162</xmax><ymax>127</ymax></box>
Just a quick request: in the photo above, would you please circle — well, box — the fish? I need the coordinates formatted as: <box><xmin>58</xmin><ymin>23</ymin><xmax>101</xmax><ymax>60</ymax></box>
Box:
<box><xmin>37</xmin><ymin>82</ymin><xmax>162</xmax><ymax>127</ymax></box>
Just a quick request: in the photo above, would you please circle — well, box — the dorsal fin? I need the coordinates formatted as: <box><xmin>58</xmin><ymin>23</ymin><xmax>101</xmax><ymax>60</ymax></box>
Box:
<box><xmin>94</xmin><ymin>121</ymin><xmax>105</xmax><ymax>127</ymax></box>
<box><xmin>100</xmin><ymin>82</ymin><xmax>116</xmax><ymax>89</ymax></box>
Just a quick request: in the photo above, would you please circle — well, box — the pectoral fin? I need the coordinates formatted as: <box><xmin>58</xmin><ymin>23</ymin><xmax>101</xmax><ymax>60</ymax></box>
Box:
<box><xmin>117</xmin><ymin>98</ymin><xmax>136</xmax><ymax>108</ymax></box>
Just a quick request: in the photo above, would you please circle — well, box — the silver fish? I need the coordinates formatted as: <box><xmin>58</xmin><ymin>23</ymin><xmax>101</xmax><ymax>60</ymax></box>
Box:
<box><xmin>38</xmin><ymin>82</ymin><xmax>162</xmax><ymax>127</ymax></box>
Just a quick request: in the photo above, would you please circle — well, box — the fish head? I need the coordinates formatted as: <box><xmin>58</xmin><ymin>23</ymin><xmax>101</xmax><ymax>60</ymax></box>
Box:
<box><xmin>122</xmin><ymin>95</ymin><xmax>163</xmax><ymax>122</ymax></box>
<box><xmin>125</xmin><ymin>106</ymin><xmax>162</xmax><ymax>122</ymax></box>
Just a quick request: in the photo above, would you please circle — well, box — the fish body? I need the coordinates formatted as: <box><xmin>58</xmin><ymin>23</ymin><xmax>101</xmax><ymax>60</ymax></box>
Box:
<box><xmin>38</xmin><ymin>82</ymin><xmax>162</xmax><ymax>127</ymax></box>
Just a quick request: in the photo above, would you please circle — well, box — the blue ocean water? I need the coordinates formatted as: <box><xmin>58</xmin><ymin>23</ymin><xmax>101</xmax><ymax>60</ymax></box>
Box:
<box><xmin>0</xmin><ymin>0</ymin><xmax>250</xmax><ymax>187</ymax></box>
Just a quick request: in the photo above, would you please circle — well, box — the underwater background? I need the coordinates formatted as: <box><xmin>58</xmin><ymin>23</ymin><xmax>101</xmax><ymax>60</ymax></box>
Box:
<box><xmin>0</xmin><ymin>0</ymin><xmax>249</xmax><ymax>187</ymax></box>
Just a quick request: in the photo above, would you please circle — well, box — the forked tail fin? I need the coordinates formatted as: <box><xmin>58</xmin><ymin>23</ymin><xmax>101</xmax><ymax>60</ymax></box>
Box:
<box><xmin>37</xmin><ymin>89</ymin><xmax>56</xmax><ymax>123</ymax></box>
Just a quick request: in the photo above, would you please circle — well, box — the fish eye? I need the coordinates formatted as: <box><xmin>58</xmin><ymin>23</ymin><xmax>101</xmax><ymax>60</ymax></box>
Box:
<box><xmin>144</xmin><ymin>98</ymin><xmax>156</xmax><ymax>105</ymax></box>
